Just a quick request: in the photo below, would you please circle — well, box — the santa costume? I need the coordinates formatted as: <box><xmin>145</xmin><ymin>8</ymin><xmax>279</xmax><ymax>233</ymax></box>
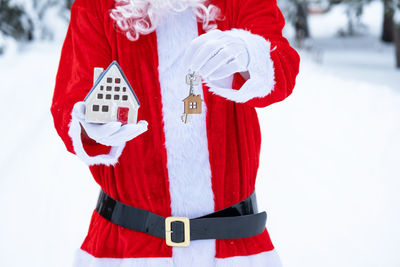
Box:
<box><xmin>51</xmin><ymin>0</ymin><xmax>300</xmax><ymax>266</ymax></box>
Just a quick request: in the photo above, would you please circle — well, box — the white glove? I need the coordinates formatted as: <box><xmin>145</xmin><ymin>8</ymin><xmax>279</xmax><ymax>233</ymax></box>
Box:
<box><xmin>72</xmin><ymin>102</ymin><xmax>148</xmax><ymax>146</ymax></box>
<box><xmin>182</xmin><ymin>29</ymin><xmax>275</xmax><ymax>104</ymax></box>
<box><xmin>182</xmin><ymin>29</ymin><xmax>249</xmax><ymax>82</ymax></box>
<box><xmin>69</xmin><ymin>101</ymin><xmax>148</xmax><ymax>166</ymax></box>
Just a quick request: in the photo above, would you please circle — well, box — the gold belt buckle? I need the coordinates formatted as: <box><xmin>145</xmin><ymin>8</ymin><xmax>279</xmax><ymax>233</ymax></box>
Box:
<box><xmin>165</xmin><ymin>217</ymin><xmax>190</xmax><ymax>247</ymax></box>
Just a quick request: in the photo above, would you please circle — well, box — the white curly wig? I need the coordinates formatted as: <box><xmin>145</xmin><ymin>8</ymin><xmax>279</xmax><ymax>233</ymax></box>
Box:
<box><xmin>110</xmin><ymin>0</ymin><xmax>222</xmax><ymax>41</ymax></box>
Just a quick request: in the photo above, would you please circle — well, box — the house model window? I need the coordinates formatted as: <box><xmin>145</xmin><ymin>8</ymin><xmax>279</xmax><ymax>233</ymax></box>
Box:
<box><xmin>84</xmin><ymin>61</ymin><xmax>141</xmax><ymax>125</ymax></box>
<box><xmin>189</xmin><ymin>102</ymin><xmax>197</xmax><ymax>109</ymax></box>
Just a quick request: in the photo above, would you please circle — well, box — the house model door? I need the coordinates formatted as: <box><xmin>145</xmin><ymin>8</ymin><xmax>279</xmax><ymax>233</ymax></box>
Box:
<box><xmin>117</xmin><ymin>107</ymin><xmax>129</xmax><ymax>124</ymax></box>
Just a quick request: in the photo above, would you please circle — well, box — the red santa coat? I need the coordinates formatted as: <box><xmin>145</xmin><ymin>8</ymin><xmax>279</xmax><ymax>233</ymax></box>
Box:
<box><xmin>51</xmin><ymin>0</ymin><xmax>300</xmax><ymax>266</ymax></box>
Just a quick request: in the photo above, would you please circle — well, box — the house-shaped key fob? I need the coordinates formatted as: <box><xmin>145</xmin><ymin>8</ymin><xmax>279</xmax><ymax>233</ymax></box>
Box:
<box><xmin>84</xmin><ymin>61</ymin><xmax>140</xmax><ymax>125</ymax></box>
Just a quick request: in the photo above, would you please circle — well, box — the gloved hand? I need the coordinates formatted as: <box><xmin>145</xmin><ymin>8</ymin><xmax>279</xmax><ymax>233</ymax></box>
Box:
<box><xmin>182</xmin><ymin>28</ymin><xmax>275</xmax><ymax>104</ymax></box>
<box><xmin>182</xmin><ymin>29</ymin><xmax>249</xmax><ymax>82</ymax></box>
<box><xmin>72</xmin><ymin>102</ymin><xmax>148</xmax><ymax>147</ymax></box>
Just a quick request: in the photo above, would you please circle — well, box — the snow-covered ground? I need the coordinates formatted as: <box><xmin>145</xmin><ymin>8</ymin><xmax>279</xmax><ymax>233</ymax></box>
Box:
<box><xmin>1</xmin><ymin>1</ymin><xmax>399</xmax><ymax>267</ymax></box>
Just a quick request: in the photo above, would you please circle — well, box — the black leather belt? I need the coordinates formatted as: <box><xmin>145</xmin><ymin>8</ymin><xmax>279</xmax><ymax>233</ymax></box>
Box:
<box><xmin>96</xmin><ymin>189</ymin><xmax>267</xmax><ymax>247</ymax></box>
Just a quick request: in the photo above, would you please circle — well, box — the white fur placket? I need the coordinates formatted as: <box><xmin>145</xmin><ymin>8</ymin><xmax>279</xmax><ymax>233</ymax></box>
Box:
<box><xmin>155</xmin><ymin>8</ymin><xmax>216</xmax><ymax>266</ymax></box>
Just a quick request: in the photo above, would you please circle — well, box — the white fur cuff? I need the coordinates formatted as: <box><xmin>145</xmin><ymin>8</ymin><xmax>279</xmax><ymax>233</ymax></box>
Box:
<box><xmin>73</xmin><ymin>248</ymin><xmax>283</xmax><ymax>267</ymax></box>
<box><xmin>68</xmin><ymin>114</ymin><xmax>125</xmax><ymax>166</ymax></box>
<box><xmin>207</xmin><ymin>29</ymin><xmax>275</xmax><ymax>103</ymax></box>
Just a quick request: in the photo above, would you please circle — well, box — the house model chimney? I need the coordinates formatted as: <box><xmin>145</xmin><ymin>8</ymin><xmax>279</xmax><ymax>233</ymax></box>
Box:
<box><xmin>93</xmin><ymin>67</ymin><xmax>104</xmax><ymax>83</ymax></box>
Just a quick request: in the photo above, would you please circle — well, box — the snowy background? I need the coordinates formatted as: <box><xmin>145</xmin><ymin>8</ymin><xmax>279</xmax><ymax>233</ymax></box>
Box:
<box><xmin>1</xmin><ymin>1</ymin><xmax>399</xmax><ymax>267</ymax></box>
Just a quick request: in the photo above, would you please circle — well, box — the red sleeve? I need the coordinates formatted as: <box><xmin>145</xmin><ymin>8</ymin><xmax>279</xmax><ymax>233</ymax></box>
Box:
<box><xmin>233</xmin><ymin>0</ymin><xmax>300</xmax><ymax>108</ymax></box>
<box><xmin>50</xmin><ymin>1</ymin><xmax>112</xmax><ymax>155</ymax></box>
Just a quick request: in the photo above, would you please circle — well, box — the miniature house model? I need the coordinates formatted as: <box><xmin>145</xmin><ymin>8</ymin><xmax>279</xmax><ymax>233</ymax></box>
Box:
<box><xmin>84</xmin><ymin>61</ymin><xmax>140</xmax><ymax>125</ymax></box>
<box><xmin>183</xmin><ymin>94</ymin><xmax>202</xmax><ymax>114</ymax></box>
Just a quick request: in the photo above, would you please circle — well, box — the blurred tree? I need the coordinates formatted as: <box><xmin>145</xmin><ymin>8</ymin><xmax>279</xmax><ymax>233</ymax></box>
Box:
<box><xmin>278</xmin><ymin>0</ymin><xmax>310</xmax><ymax>42</ymax></box>
<box><xmin>342</xmin><ymin>0</ymin><xmax>367</xmax><ymax>35</ymax></box>
<box><xmin>328</xmin><ymin>0</ymin><xmax>372</xmax><ymax>36</ymax></box>
<box><xmin>0</xmin><ymin>0</ymin><xmax>72</xmax><ymax>54</ymax></box>
<box><xmin>394</xmin><ymin>0</ymin><xmax>400</xmax><ymax>67</ymax></box>
<box><xmin>0</xmin><ymin>0</ymin><xmax>33</xmax><ymax>41</ymax></box>
<box><xmin>382</xmin><ymin>0</ymin><xmax>394</xmax><ymax>42</ymax></box>
<box><xmin>29</xmin><ymin>0</ymin><xmax>58</xmax><ymax>39</ymax></box>
<box><xmin>295</xmin><ymin>0</ymin><xmax>310</xmax><ymax>40</ymax></box>
<box><xmin>66</xmin><ymin>0</ymin><xmax>74</xmax><ymax>9</ymax></box>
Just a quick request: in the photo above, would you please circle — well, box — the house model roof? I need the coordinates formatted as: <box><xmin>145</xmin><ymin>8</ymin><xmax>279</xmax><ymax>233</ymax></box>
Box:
<box><xmin>183</xmin><ymin>94</ymin><xmax>203</xmax><ymax>102</ymax></box>
<box><xmin>84</xmin><ymin>61</ymin><xmax>140</xmax><ymax>106</ymax></box>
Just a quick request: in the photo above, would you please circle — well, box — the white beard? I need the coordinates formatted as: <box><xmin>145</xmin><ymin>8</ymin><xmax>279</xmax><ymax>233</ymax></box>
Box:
<box><xmin>110</xmin><ymin>0</ymin><xmax>221</xmax><ymax>41</ymax></box>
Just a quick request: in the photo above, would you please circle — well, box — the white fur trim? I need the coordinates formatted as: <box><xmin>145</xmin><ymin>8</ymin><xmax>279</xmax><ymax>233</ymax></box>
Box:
<box><xmin>73</xmin><ymin>249</ymin><xmax>172</xmax><ymax>267</ymax></box>
<box><xmin>206</xmin><ymin>29</ymin><xmax>275</xmax><ymax>103</ymax></box>
<box><xmin>73</xmin><ymin>248</ymin><xmax>283</xmax><ymax>267</ymax></box>
<box><xmin>215</xmin><ymin>249</ymin><xmax>283</xmax><ymax>267</ymax></box>
<box><xmin>156</xmin><ymin>8</ymin><xmax>216</xmax><ymax>264</ymax></box>
<box><xmin>68</xmin><ymin>114</ymin><xmax>125</xmax><ymax>166</ymax></box>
